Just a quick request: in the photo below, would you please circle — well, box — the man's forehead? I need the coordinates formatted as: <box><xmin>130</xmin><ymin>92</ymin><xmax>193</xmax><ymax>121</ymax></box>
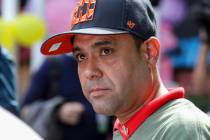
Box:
<box><xmin>74</xmin><ymin>34</ymin><xmax>113</xmax><ymax>41</ymax></box>
<box><xmin>73</xmin><ymin>34</ymin><xmax>113</xmax><ymax>48</ymax></box>
<box><xmin>73</xmin><ymin>33</ymin><xmax>131</xmax><ymax>44</ymax></box>
<box><xmin>73</xmin><ymin>33</ymin><xmax>134</xmax><ymax>53</ymax></box>
<box><xmin>73</xmin><ymin>37</ymin><xmax>113</xmax><ymax>53</ymax></box>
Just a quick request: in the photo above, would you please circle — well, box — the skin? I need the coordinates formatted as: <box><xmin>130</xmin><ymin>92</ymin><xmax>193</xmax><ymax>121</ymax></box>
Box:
<box><xmin>22</xmin><ymin>102</ymin><xmax>85</xmax><ymax>126</ymax></box>
<box><xmin>193</xmin><ymin>30</ymin><xmax>210</xmax><ymax>96</ymax></box>
<box><xmin>73</xmin><ymin>34</ymin><xmax>168</xmax><ymax>123</ymax></box>
<box><xmin>58</xmin><ymin>102</ymin><xmax>85</xmax><ymax>125</ymax></box>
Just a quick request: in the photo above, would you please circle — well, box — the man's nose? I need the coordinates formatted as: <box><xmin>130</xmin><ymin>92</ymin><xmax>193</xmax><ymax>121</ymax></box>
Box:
<box><xmin>84</xmin><ymin>57</ymin><xmax>103</xmax><ymax>80</ymax></box>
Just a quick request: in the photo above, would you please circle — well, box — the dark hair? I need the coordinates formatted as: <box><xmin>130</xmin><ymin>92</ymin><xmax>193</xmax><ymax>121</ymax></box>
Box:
<box><xmin>71</xmin><ymin>36</ymin><xmax>75</xmax><ymax>46</ymax></box>
<box><xmin>132</xmin><ymin>35</ymin><xmax>144</xmax><ymax>49</ymax></box>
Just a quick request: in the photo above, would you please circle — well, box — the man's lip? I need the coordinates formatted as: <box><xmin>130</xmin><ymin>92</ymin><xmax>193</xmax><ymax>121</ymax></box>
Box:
<box><xmin>89</xmin><ymin>88</ymin><xmax>110</xmax><ymax>94</ymax></box>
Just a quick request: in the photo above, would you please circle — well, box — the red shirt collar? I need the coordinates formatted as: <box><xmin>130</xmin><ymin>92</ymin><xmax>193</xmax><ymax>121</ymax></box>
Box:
<box><xmin>113</xmin><ymin>87</ymin><xmax>185</xmax><ymax>140</ymax></box>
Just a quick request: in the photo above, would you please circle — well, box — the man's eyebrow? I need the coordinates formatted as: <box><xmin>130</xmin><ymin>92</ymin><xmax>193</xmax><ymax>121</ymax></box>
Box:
<box><xmin>93</xmin><ymin>40</ymin><xmax>112</xmax><ymax>48</ymax></box>
<box><xmin>72</xmin><ymin>46</ymin><xmax>80</xmax><ymax>54</ymax></box>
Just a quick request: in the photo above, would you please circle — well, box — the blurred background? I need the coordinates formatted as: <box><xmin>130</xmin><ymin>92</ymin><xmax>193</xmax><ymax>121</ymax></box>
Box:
<box><xmin>0</xmin><ymin>0</ymin><xmax>77</xmax><ymax>98</ymax></box>
<box><xmin>0</xmin><ymin>0</ymin><xmax>210</xmax><ymax>139</ymax></box>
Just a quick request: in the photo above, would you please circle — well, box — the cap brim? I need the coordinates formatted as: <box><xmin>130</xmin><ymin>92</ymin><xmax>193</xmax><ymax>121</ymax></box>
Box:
<box><xmin>41</xmin><ymin>27</ymin><xmax>128</xmax><ymax>55</ymax></box>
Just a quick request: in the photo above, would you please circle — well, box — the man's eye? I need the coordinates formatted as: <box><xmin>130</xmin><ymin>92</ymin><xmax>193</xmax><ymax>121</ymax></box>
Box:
<box><xmin>101</xmin><ymin>48</ymin><xmax>113</xmax><ymax>56</ymax></box>
<box><xmin>75</xmin><ymin>53</ymin><xmax>87</xmax><ymax>62</ymax></box>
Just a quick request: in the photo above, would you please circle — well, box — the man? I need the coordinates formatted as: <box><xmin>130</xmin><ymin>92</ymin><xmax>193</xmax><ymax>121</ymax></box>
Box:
<box><xmin>41</xmin><ymin>0</ymin><xmax>210</xmax><ymax>139</ymax></box>
<box><xmin>0</xmin><ymin>46</ymin><xmax>19</xmax><ymax>116</ymax></box>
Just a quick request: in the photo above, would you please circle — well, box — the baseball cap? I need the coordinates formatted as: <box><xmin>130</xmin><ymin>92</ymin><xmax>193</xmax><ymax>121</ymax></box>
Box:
<box><xmin>41</xmin><ymin>0</ymin><xmax>157</xmax><ymax>55</ymax></box>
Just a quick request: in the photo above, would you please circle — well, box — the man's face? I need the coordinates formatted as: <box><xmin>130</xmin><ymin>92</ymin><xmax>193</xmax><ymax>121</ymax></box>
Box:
<box><xmin>73</xmin><ymin>34</ymin><xmax>152</xmax><ymax>116</ymax></box>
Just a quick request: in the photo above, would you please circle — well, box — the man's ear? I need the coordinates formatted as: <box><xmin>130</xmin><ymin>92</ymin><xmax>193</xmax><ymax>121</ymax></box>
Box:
<box><xmin>141</xmin><ymin>37</ymin><xmax>160</xmax><ymax>67</ymax></box>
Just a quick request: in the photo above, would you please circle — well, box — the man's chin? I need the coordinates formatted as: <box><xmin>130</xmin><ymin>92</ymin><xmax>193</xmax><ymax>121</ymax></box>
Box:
<box><xmin>94</xmin><ymin>110</ymin><xmax>114</xmax><ymax>116</ymax></box>
<box><xmin>92</xmin><ymin>104</ymin><xmax>115</xmax><ymax>116</ymax></box>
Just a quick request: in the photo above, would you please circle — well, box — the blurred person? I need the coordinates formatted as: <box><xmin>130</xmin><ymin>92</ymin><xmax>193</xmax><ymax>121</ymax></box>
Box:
<box><xmin>158</xmin><ymin>0</ymin><xmax>188</xmax><ymax>85</ymax></box>
<box><xmin>41</xmin><ymin>0</ymin><xmax>210</xmax><ymax>139</ymax></box>
<box><xmin>0</xmin><ymin>46</ymin><xmax>42</xmax><ymax>139</ymax></box>
<box><xmin>193</xmin><ymin>30</ymin><xmax>210</xmax><ymax>115</ymax></box>
<box><xmin>0</xmin><ymin>106</ymin><xmax>43</xmax><ymax>140</ymax></box>
<box><xmin>0</xmin><ymin>46</ymin><xmax>19</xmax><ymax>115</ymax></box>
<box><xmin>21</xmin><ymin>54</ymin><xmax>112</xmax><ymax>140</ymax></box>
<box><xmin>192</xmin><ymin>0</ymin><xmax>210</xmax><ymax>115</ymax></box>
<box><xmin>193</xmin><ymin>33</ymin><xmax>210</xmax><ymax>115</ymax></box>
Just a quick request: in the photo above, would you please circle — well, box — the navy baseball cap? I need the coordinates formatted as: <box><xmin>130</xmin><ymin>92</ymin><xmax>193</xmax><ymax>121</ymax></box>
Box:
<box><xmin>41</xmin><ymin>0</ymin><xmax>157</xmax><ymax>55</ymax></box>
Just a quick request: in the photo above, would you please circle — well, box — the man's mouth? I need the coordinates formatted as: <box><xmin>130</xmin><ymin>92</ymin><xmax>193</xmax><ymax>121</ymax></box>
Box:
<box><xmin>89</xmin><ymin>87</ymin><xmax>111</xmax><ymax>97</ymax></box>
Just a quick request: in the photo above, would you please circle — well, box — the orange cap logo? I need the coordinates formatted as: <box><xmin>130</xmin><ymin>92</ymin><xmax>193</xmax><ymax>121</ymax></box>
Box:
<box><xmin>127</xmin><ymin>20</ymin><xmax>135</xmax><ymax>29</ymax></box>
<box><xmin>71</xmin><ymin>0</ymin><xmax>96</xmax><ymax>28</ymax></box>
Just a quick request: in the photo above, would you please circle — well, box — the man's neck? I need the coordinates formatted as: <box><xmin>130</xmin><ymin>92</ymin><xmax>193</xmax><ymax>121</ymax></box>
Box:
<box><xmin>117</xmin><ymin>82</ymin><xmax>168</xmax><ymax>124</ymax></box>
<box><xmin>155</xmin><ymin>82</ymin><xmax>168</xmax><ymax>97</ymax></box>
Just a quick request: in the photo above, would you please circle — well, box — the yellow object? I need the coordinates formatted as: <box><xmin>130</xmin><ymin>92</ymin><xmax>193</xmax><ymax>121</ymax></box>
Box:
<box><xmin>0</xmin><ymin>13</ymin><xmax>46</xmax><ymax>54</ymax></box>
<box><xmin>14</xmin><ymin>14</ymin><xmax>46</xmax><ymax>47</ymax></box>
<box><xmin>0</xmin><ymin>20</ymin><xmax>16</xmax><ymax>54</ymax></box>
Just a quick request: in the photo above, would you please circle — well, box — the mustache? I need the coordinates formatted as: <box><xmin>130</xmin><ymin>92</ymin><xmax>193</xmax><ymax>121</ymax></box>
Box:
<box><xmin>83</xmin><ymin>78</ymin><xmax>113</xmax><ymax>92</ymax></box>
